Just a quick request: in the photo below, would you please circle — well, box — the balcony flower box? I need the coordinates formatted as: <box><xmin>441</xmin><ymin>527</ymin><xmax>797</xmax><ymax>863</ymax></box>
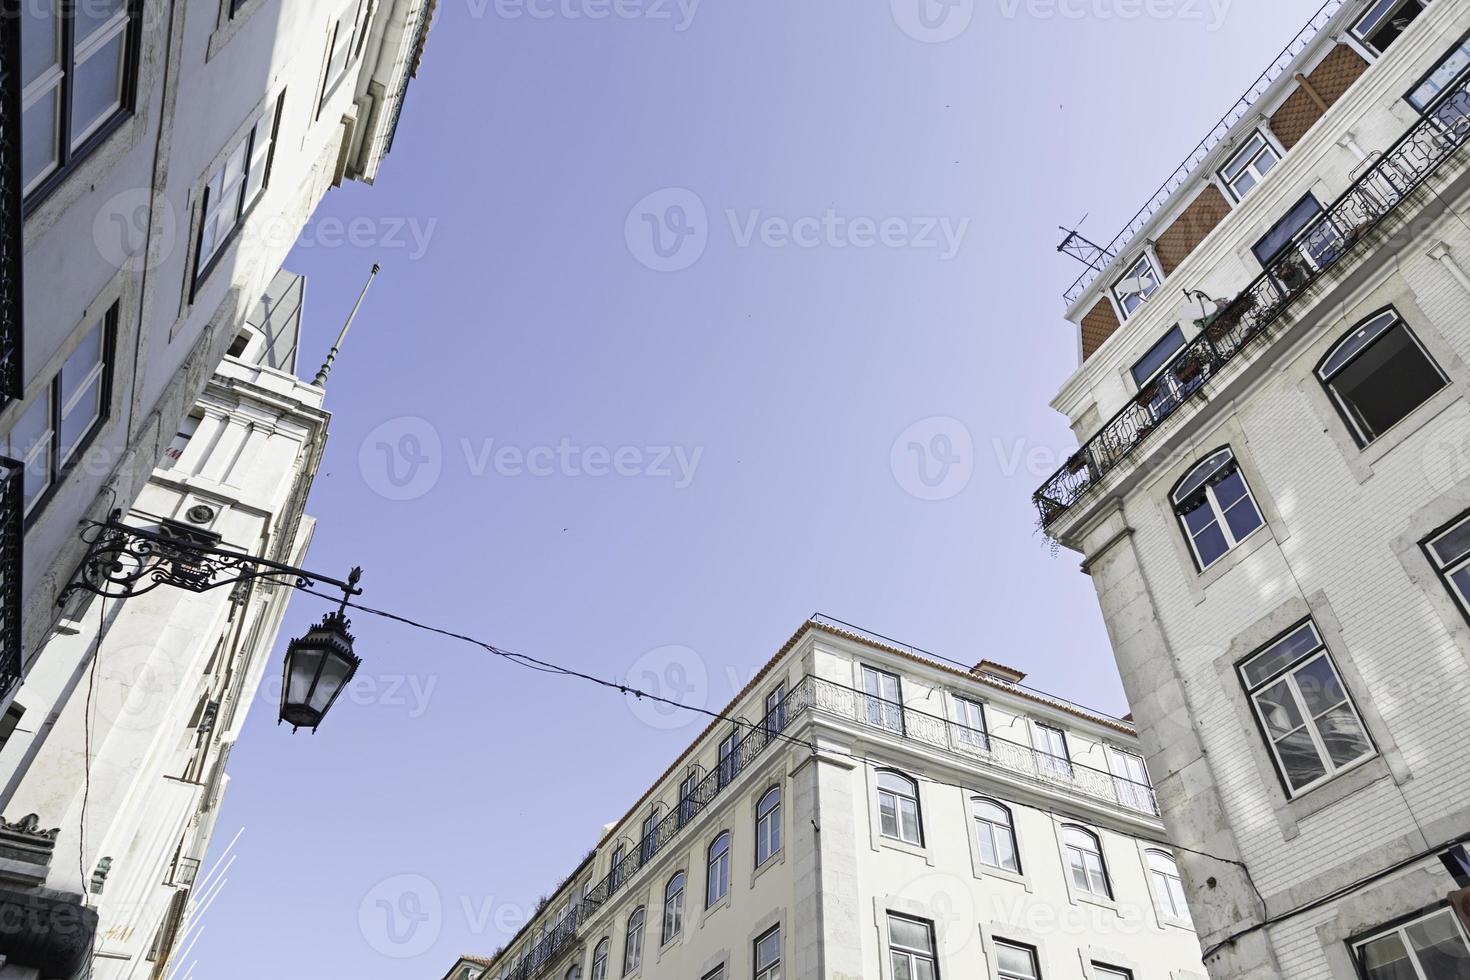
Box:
<box><xmin>1174</xmin><ymin>352</ymin><xmax>1206</xmax><ymax>384</ymax></box>
<box><xmin>1064</xmin><ymin>451</ymin><xmax>1089</xmax><ymax>475</ymax></box>
<box><xmin>1274</xmin><ymin>257</ymin><xmax>1311</xmax><ymax>292</ymax></box>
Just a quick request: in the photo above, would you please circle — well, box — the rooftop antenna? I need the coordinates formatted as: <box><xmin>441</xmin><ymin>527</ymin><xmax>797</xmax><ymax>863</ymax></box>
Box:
<box><xmin>313</xmin><ymin>263</ymin><xmax>380</xmax><ymax>387</ymax></box>
<box><xmin>1056</xmin><ymin>218</ymin><xmax>1115</xmax><ymax>275</ymax></box>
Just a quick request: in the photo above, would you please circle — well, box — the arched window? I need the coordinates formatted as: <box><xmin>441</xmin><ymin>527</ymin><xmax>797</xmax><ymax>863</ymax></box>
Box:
<box><xmin>706</xmin><ymin>831</ymin><xmax>731</xmax><ymax>907</ymax></box>
<box><xmin>755</xmin><ymin>786</ymin><xmax>781</xmax><ymax>865</ymax></box>
<box><xmin>1318</xmin><ymin>307</ymin><xmax>1446</xmax><ymax>446</ymax></box>
<box><xmin>1170</xmin><ymin>448</ymin><xmax>1264</xmax><ymax>569</ymax></box>
<box><xmin>622</xmin><ymin>908</ymin><xmax>645</xmax><ymax>977</ymax></box>
<box><xmin>971</xmin><ymin>798</ymin><xmax>1019</xmax><ymax>872</ymax></box>
<box><xmin>877</xmin><ymin>770</ymin><xmax>922</xmax><ymax>845</ymax></box>
<box><xmin>1062</xmin><ymin>826</ymin><xmax>1111</xmax><ymax>898</ymax></box>
<box><xmin>1146</xmin><ymin>849</ymin><xmax>1191</xmax><ymax>923</ymax></box>
<box><xmin>590</xmin><ymin>939</ymin><xmax>610</xmax><ymax>980</ymax></box>
<box><xmin>565</xmin><ymin>964</ymin><xmax>582</xmax><ymax>980</ymax></box>
<box><xmin>662</xmin><ymin>872</ymin><xmax>685</xmax><ymax>944</ymax></box>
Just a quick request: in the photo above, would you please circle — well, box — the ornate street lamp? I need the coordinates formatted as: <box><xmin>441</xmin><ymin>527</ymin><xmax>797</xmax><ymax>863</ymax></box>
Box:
<box><xmin>64</xmin><ymin>512</ymin><xmax>367</xmax><ymax>732</ymax></box>
<box><xmin>280</xmin><ymin>570</ymin><xmax>362</xmax><ymax>733</ymax></box>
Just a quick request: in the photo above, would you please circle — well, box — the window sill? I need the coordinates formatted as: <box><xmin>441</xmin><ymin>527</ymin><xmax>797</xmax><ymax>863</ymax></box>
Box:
<box><xmin>698</xmin><ymin>894</ymin><xmax>730</xmax><ymax>927</ymax></box>
<box><xmin>750</xmin><ymin>849</ymin><xmax>784</xmax><ymax>886</ymax></box>
<box><xmin>874</xmin><ymin>834</ymin><xmax>933</xmax><ymax>866</ymax></box>
<box><xmin>973</xmin><ymin>863</ymin><xmax>1030</xmax><ymax>891</ymax></box>
<box><xmin>206</xmin><ymin>0</ymin><xmax>272</xmax><ymax>61</ymax></box>
<box><xmin>1280</xmin><ymin>754</ymin><xmax>1390</xmax><ymax>836</ymax></box>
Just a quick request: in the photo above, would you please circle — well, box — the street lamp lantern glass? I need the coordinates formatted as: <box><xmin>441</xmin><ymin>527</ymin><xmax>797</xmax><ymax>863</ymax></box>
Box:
<box><xmin>279</xmin><ymin>612</ymin><xmax>360</xmax><ymax>732</ymax></box>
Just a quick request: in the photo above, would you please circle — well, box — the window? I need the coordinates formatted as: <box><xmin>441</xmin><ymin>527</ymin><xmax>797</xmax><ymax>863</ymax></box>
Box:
<box><xmin>8</xmin><ymin>309</ymin><xmax>115</xmax><ymax>518</ymax></box>
<box><xmin>764</xmin><ymin>682</ymin><xmax>786</xmax><ymax>737</ymax></box>
<box><xmin>21</xmin><ymin>0</ymin><xmax>141</xmax><ymax>203</ymax></box>
<box><xmin>706</xmin><ymin>831</ymin><xmax>730</xmax><ymax>907</ymax></box>
<box><xmin>1219</xmin><ymin>131</ymin><xmax>1280</xmax><ymax>202</ymax></box>
<box><xmin>755</xmin><ymin>786</ymin><xmax>781</xmax><ymax>865</ymax></box>
<box><xmin>1062</xmin><ymin>826</ymin><xmax>1111</xmax><ymax>899</ymax></box>
<box><xmin>610</xmin><ymin>844</ymin><xmax>626</xmax><ymax>889</ymax></box>
<box><xmin>1092</xmin><ymin>966</ymin><xmax>1133</xmax><ymax>980</ymax></box>
<box><xmin>1354</xmin><ymin>907</ymin><xmax>1470</xmax><ymax>979</ymax></box>
<box><xmin>1424</xmin><ymin>511</ymin><xmax>1470</xmax><ymax>620</ymax></box>
<box><xmin>565</xmin><ymin>966</ymin><xmax>581</xmax><ymax>980</ymax></box>
<box><xmin>1239</xmin><ymin>620</ymin><xmax>1374</xmax><ymax>795</ymax></box>
<box><xmin>1354</xmin><ymin>0</ymin><xmax>1427</xmax><ymax>54</ymax></box>
<box><xmin>703</xmin><ymin>968</ymin><xmax>726</xmax><ymax>980</ymax></box>
<box><xmin>319</xmin><ymin>0</ymin><xmax>368</xmax><ymax>113</ymax></box>
<box><xmin>1130</xmin><ymin>326</ymin><xmax>1191</xmax><ymax>418</ymax></box>
<box><xmin>887</xmin><ymin>914</ymin><xmax>937</xmax><ymax>980</ymax></box>
<box><xmin>1317</xmin><ymin>308</ymin><xmax>1446</xmax><ymax>446</ymax></box>
<box><xmin>1253</xmin><ymin>193</ymin><xmax>1340</xmax><ymax>277</ymax></box>
<box><xmin>678</xmin><ymin>771</ymin><xmax>698</xmax><ymax>826</ymax></box>
<box><xmin>194</xmin><ymin>93</ymin><xmax>285</xmax><ymax>288</ymax></box>
<box><xmin>877</xmin><ymin>770</ymin><xmax>923</xmax><ymax>845</ymax></box>
<box><xmin>1407</xmin><ymin>32</ymin><xmax>1470</xmax><ymax>133</ymax></box>
<box><xmin>661</xmin><ymin>872</ymin><xmax>684</xmax><ymax>944</ymax></box>
<box><xmin>718</xmin><ymin>731</ymin><xmax>738</xmax><ymax>787</ymax></box>
<box><xmin>953</xmin><ymin>695</ymin><xmax>987</xmax><ymax>749</ymax></box>
<box><xmin>1107</xmin><ymin>747</ymin><xmax>1155</xmax><ymax>813</ymax></box>
<box><xmin>862</xmin><ymin>665</ymin><xmax>904</xmax><ymax>734</ymax></box>
<box><xmin>1034</xmin><ymin>724</ymin><xmax>1071</xmax><ymax>778</ymax></box>
<box><xmin>1111</xmin><ymin>253</ymin><xmax>1161</xmax><ymax>318</ymax></box>
<box><xmin>994</xmin><ymin>941</ymin><xmax>1039</xmax><ymax>980</ymax></box>
<box><xmin>971</xmin><ymin>798</ymin><xmax>1019</xmax><ymax>873</ymax></box>
<box><xmin>1146</xmin><ymin>850</ymin><xmax>1190</xmax><ymax>923</ymax></box>
<box><xmin>1170</xmin><ymin>448</ymin><xmax>1265</xmax><ymax>570</ymax></box>
<box><xmin>640</xmin><ymin>809</ymin><xmax>660</xmax><ymax>864</ymax></box>
<box><xmin>590</xmin><ymin>939</ymin><xmax>609</xmax><ymax>980</ymax></box>
<box><xmin>621</xmin><ymin>908</ymin><xmax>644</xmax><ymax>976</ymax></box>
<box><xmin>754</xmin><ymin>926</ymin><xmax>781</xmax><ymax>980</ymax></box>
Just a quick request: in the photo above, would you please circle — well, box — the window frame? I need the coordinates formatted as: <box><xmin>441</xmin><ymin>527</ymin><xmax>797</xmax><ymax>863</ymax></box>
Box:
<box><xmin>1351</xmin><ymin>905</ymin><xmax>1470</xmax><ymax>980</ymax></box>
<box><xmin>753</xmin><ymin>925</ymin><xmax>781</xmax><ymax>980</ymax></box>
<box><xmin>12</xmin><ymin>306</ymin><xmax>118</xmax><ymax>524</ymax></box>
<box><xmin>971</xmin><ymin>797</ymin><xmax>1020</xmax><ymax>873</ymax></box>
<box><xmin>1062</xmin><ymin>825</ymin><xmax>1112</xmax><ymax>900</ymax></box>
<box><xmin>677</xmin><ymin>771</ymin><xmax>698</xmax><ymax>827</ymax></box>
<box><xmin>1354</xmin><ymin>0</ymin><xmax>1428</xmax><ymax>55</ymax></box>
<box><xmin>718</xmin><ymin>730</ymin><xmax>738</xmax><ymax>787</ymax></box>
<box><xmin>1253</xmin><ymin>192</ymin><xmax>1340</xmax><ymax>277</ymax></box>
<box><xmin>1110</xmin><ymin>252</ymin><xmax>1162</xmax><ymax>319</ymax></box>
<box><xmin>1145</xmin><ymin>849</ymin><xmax>1191</xmax><ymax>923</ymax></box>
<box><xmin>1422</xmin><ymin>509</ymin><xmax>1470</xmax><ymax>626</ymax></box>
<box><xmin>705</xmin><ymin>831</ymin><xmax>730</xmax><ymax>908</ymax></box>
<box><xmin>861</xmin><ymin>664</ymin><xmax>904</xmax><ymax>734</ymax></box>
<box><xmin>886</xmin><ymin>913</ymin><xmax>937</xmax><ymax>980</ymax></box>
<box><xmin>317</xmin><ymin>0</ymin><xmax>369</xmax><ymax>117</ymax></box>
<box><xmin>661</xmin><ymin>871</ymin><xmax>684</xmax><ymax>945</ymax></box>
<box><xmin>590</xmin><ymin>939</ymin><xmax>610</xmax><ymax>980</ymax></box>
<box><xmin>22</xmin><ymin>0</ymin><xmax>146</xmax><ymax>211</ymax></box>
<box><xmin>876</xmin><ymin>769</ymin><xmax>924</xmax><ymax>846</ymax></box>
<box><xmin>1236</xmin><ymin>618</ymin><xmax>1376</xmax><ymax>798</ymax></box>
<box><xmin>763</xmin><ymin>682</ymin><xmax>786</xmax><ymax>737</ymax></box>
<box><xmin>1091</xmin><ymin>966</ymin><xmax>1133</xmax><ymax>980</ymax></box>
<box><xmin>1033</xmin><ymin>722</ymin><xmax>1072</xmax><ymax>778</ymax></box>
<box><xmin>1168</xmin><ymin>447</ymin><xmax>1266</xmax><ymax>571</ymax></box>
<box><xmin>994</xmin><ymin>939</ymin><xmax>1041</xmax><ymax>980</ymax></box>
<box><xmin>191</xmin><ymin>90</ymin><xmax>287</xmax><ymax>297</ymax></box>
<box><xmin>1405</xmin><ymin>27</ymin><xmax>1470</xmax><ymax>115</ymax></box>
<box><xmin>621</xmin><ymin>907</ymin><xmax>645</xmax><ymax>977</ymax></box>
<box><xmin>1218</xmin><ymin>130</ymin><xmax>1281</xmax><ymax>203</ymax></box>
<box><xmin>1315</xmin><ymin>307</ymin><xmax>1448</xmax><ymax>448</ymax></box>
<box><xmin>953</xmin><ymin>694</ymin><xmax>988</xmax><ymax>749</ymax></box>
<box><xmin>755</xmin><ymin>785</ymin><xmax>781</xmax><ymax>866</ymax></box>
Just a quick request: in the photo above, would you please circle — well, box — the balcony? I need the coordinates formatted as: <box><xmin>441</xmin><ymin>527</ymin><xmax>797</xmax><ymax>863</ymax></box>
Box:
<box><xmin>1036</xmin><ymin>60</ymin><xmax>1470</xmax><ymax>531</ymax></box>
<box><xmin>497</xmin><ymin>670</ymin><xmax>1158</xmax><ymax>980</ymax></box>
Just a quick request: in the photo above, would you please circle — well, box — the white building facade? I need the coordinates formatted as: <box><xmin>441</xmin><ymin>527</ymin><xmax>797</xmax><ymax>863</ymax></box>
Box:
<box><xmin>1035</xmin><ymin>1</ymin><xmax>1470</xmax><ymax>977</ymax></box>
<box><xmin>0</xmin><ymin>0</ymin><xmax>432</xmax><ymax>972</ymax></box>
<box><xmin>444</xmin><ymin>620</ymin><xmax>1209</xmax><ymax>980</ymax></box>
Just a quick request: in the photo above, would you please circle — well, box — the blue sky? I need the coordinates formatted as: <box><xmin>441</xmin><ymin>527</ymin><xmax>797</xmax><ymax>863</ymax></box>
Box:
<box><xmin>185</xmin><ymin>1</ymin><xmax>1327</xmax><ymax>975</ymax></box>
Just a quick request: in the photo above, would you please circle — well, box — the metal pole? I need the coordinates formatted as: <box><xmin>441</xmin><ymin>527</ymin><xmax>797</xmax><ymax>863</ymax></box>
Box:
<box><xmin>313</xmin><ymin>263</ymin><xmax>380</xmax><ymax>386</ymax></box>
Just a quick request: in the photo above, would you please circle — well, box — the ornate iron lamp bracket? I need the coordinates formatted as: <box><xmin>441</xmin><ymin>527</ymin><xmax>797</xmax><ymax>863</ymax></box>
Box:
<box><xmin>60</xmin><ymin>511</ymin><xmax>363</xmax><ymax>606</ymax></box>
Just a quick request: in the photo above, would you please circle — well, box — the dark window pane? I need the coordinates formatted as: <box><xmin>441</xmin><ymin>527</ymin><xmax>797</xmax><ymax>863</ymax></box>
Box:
<box><xmin>1294</xmin><ymin>655</ymin><xmax>1347</xmax><ymax>716</ymax></box>
<box><xmin>1223</xmin><ymin>496</ymin><xmax>1263</xmax><ymax>542</ymax></box>
<box><xmin>1131</xmin><ymin>327</ymin><xmax>1185</xmax><ymax>386</ymax></box>
<box><xmin>1406</xmin><ymin>912</ymin><xmax>1470</xmax><ymax>979</ymax></box>
<box><xmin>1256</xmin><ymin>681</ymin><xmax>1303</xmax><ymax>738</ymax></box>
<box><xmin>1253</xmin><ymin>195</ymin><xmax>1322</xmax><ymax>266</ymax></box>
<box><xmin>1315</xmin><ymin>705</ymin><xmax>1371</xmax><ymax>767</ymax></box>
<box><xmin>1275</xmin><ymin>728</ymin><xmax>1327</xmax><ymax>789</ymax></box>
<box><xmin>1330</xmin><ymin>324</ymin><xmax>1445</xmax><ymax>441</ymax></box>
<box><xmin>1190</xmin><ymin>523</ymin><xmax>1229</xmax><ymax>567</ymax></box>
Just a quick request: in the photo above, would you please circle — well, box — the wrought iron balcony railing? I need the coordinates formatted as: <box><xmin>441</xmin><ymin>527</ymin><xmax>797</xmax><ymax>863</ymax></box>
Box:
<box><xmin>1036</xmin><ymin>60</ymin><xmax>1470</xmax><ymax>530</ymax></box>
<box><xmin>0</xmin><ymin>4</ymin><xmax>20</xmax><ymax>406</ymax></box>
<box><xmin>497</xmin><ymin>673</ymin><xmax>1156</xmax><ymax>980</ymax></box>
<box><xmin>0</xmin><ymin>457</ymin><xmax>20</xmax><ymax>702</ymax></box>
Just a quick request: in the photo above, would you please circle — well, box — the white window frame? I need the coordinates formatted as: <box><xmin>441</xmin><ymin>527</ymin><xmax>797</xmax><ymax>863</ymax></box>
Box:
<box><xmin>754</xmin><ymin>926</ymin><xmax>781</xmax><ymax>980</ymax></box>
<box><xmin>1062</xmin><ymin>825</ymin><xmax>1111</xmax><ymax>899</ymax></box>
<box><xmin>764</xmin><ymin>682</ymin><xmax>786</xmax><ymax>736</ymax></box>
<box><xmin>590</xmin><ymin>939</ymin><xmax>609</xmax><ymax>980</ymax></box>
<box><xmin>1110</xmin><ymin>253</ymin><xmax>1162</xmax><ymax>319</ymax></box>
<box><xmin>1353</xmin><ymin>907</ymin><xmax>1470</xmax><ymax>980</ymax></box>
<box><xmin>1145</xmin><ymin>849</ymin><xmax>1191</xmax><ymax>923</ymax></box>
<box><xmin>1033</xmin><ymin>723</ymin><xmax>1072</xmax><ymax>778</ymax></box>
<box><xmin>1238</xmin><ymin>620</ymin><xmax>1375</xmax><ymax>797</ymax></box>
<box><xmin>755</xmin><ymin>786</ymin><xmax>781</xmax><ymax>866</ymax></box>
<box><xmin>886</xmin><ymin>914</ymin><xmax>937</xmax><ymax>980</ymax></box>
<box><xmin>706</xmin><ymin>831</ymin><xmax>730</xmax><ymax>907</ymax></box>
<box><xmin>1170</xmin><ymin>448</ymin><xmax>1265</xmax><ymax>570</ymax></box>
<box><xmin>953</xmin><ymin>695</ymin><xmax>987</xmax><ymax>749</ymax></box>
<box><xmin>621</xmin><ymin>908</ymin><xmax>644</xmax><ymax>977</ymax></box>
<box><xmin>861</xmin><ymin>665</ymin><xmax>904</xmax><ymax>734</ymax></box>
<box><xmin>1106</xmin><ymin>747</ymin><xmax>1155</xmax><ymax>813</ymax></box>
<box><xmin>994</xmin><ymin>940</ymin><xmax>1040</xmax><ymax>980</ymax></box>
<box><xmin>661</xmin><ymin>872</ymin><xmax>684</xmax><ymax>944</ymax></box>
<box><xmin>194</xmin><ymin>92</ymin><xmax>285</xmax><ymax>288</ymax></box>
<box><xmin>1218</xmin><ymin>130</ymin><xmax>1281</xmax><ymax>202</ymax></box>
<box><xmin>971</xmin><ymin>797</ymin><xmax>1019</xmax><ymax>873</ymax></box>
<box><xmin>718</xmin><ymin>731</ymin><xmax>738</xmax><ymax>787</ymax></box>
<box><xmin>876</xmin><ymin>770</ymin><xmax>923</xmax><ymax>845</ymax></box>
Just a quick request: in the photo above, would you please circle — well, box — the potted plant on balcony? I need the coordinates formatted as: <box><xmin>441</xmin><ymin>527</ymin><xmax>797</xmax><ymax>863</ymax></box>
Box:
<box><xmin>1274</xmin><ymin>255</ymin><xmax>1311</xmax><ymax>291</ymax></box>
<box><xmin>1135</xmin><ymin>381</ymin><xmax>1160</xmax><ymax>410</ymax></box>
<box><xmin>1064</xmin><ymin>449</ymin><xmax>1089</xmax><ymax>475</ymax></box>
<box><xmin>1174</xmin><ymin>349</ymin><xmax>1208</xmax><ymax>385</ymax></box>
<box><xmin>1203</xmin><ymin>290</ymin><xmax>1257</xmax><ymax>343</ymax></box>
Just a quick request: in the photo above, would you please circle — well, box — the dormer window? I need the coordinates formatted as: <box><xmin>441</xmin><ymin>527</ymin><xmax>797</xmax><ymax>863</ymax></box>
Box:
<box><xmin>1219</xmin><ymin>131</ymin><xmax>1280</xmax><ymax>202</ymax></box>
<box><xmin>1353</xmin><ymin>0</ymin><xmax>1427</xmax><ymax>56</ymax></box>
<box><xmin>1111</xmin><ymin>254</ymin><xmax>1161</xmax><ymax>318</ymax></box>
